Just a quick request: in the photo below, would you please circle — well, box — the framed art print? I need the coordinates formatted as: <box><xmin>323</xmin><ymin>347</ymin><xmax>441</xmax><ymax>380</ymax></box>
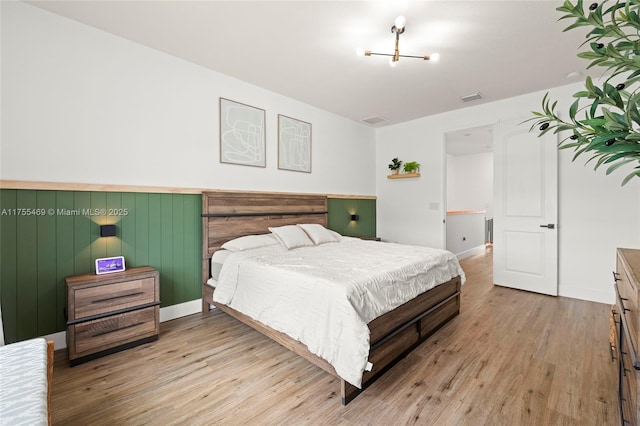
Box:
<box><xmin>219</xmin><ymin>98</ymin><xmax>266</xmax><ymax>167</ymax></box>
<box><xmin>278</xmin><ymin>114</ymin><xmax>311</xmax><ymax>173</ymax></box>
<box><xmin>95</xmin><ymin>256</ymin><xmax>126</xmax><ymax>275</ymax></box>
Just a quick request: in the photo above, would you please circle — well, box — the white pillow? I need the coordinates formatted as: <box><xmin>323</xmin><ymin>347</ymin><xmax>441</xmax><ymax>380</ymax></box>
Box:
<box><xmin>329</xmin><ymin>229</ymin><xmax>343</xmax><ymax>241</ymax></box>
<box><xmin>220</xmin><ymin>234</ymin><xmax>278</xmax><ymax>252</ymax></box>
<box><xmin>210</xmin><ymin>249</ymin><xmax>232</xmax><ymax>280</ymax></box>
<box><xmin>298</xmin><ymin>223</ymin><xmax>339</xmax><ymax>245</ymax></box>
<box><xmin>268</xmin><ymin>225</ymin><xmax>315</xmax><ymax>250</ymax></box>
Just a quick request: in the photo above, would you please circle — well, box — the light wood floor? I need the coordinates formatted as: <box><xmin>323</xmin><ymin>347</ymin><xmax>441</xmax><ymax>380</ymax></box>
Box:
<box><xmin>51</xmin><ymin>248</ymin><xmax>619</xmax><ymax>425</ymax></box>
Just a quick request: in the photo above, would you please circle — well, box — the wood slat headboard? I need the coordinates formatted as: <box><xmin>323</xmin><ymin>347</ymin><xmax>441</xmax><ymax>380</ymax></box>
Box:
<box><xmin>201</xmin><ymin>191</ymin><xmax>328</xmax><ymax>284</ymax></box>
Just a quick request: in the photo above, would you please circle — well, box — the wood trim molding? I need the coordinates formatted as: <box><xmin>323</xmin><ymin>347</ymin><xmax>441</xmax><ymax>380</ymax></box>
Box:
<box><xmin>0</xmin><ymin>180</ymin><xmax>376</xmax><ymax>200</ymax></box>
<box><xmin>0</xmin><ymin>180</ymin><xmax>206</xmax><ymax>194</ymax></box>
<box><xmin>326</xmin><ymin>194</ymin><xmax>377</xmax><ymax>200</ymax></box>
<box><xmin>446</xmin><ymin>210</ymin><xmax>486</xmax><ymax>215</ymax></box>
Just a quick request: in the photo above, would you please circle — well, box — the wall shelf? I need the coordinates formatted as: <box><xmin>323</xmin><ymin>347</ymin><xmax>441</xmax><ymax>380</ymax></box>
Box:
<box><xmin>387</xmin><ymin>172</ymin><xmax>420</xmax><ymax>179</ymax></box>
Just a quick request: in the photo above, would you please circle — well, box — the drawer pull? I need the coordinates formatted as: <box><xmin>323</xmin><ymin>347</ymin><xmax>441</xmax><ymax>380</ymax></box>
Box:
<box><xmin>613</xmin><ymin>271</ymin><xmax>621</xmax><ymax>282</ymax></box>
<box><xmin>619</xmin><ymin>299</ymin><xmax>631</xmax><ymax>313</ymax></box>
<box><xmin>91</xmin><ymin>321</ymin><xmax>144</xmax><ymax>337</ymax></box>
<box><xmin>92</xmin><ymin>292</ymin><xmax>144</xmax><ymax>304</ymax></box>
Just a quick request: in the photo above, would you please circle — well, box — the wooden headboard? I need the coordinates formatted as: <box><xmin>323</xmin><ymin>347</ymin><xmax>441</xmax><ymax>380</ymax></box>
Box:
<box><xmin>201</xmin><ymin>190</ymin><xmax>328</xmax><ymax>284</ymax></box>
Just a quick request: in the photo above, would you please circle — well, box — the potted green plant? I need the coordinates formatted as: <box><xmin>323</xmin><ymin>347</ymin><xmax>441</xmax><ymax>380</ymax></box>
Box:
<box><xmin>527</xmin><ymin>0</ymin><xmax>640</xmax><ymax>185</ymax></box>
<box><xmin>403</xmin><ymin>161</ymin><xmax>421</xmax><ymax>174</ymax></box>
<box><xmin>388</xmin><ymin>157</ymin><xmax>402</xmax><ymax>175</ymax></box>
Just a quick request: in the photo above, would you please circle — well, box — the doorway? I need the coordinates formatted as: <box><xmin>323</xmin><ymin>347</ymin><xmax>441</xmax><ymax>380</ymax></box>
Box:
<box><xmin>444</xmin><ymin>119</ymin><xmax>559</xmax><ymax>297</ymax></box>
<box><xmin>444</xmin><ymin>124</ymin><xmax>494</xmax><ymax>260</ymax></box>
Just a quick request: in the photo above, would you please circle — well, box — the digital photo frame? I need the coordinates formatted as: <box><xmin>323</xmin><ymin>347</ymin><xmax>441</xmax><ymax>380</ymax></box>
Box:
<box><xmin>95</xmin><ymin>256</ymin><xmax>126</xmax><ymax>275</ymax></box>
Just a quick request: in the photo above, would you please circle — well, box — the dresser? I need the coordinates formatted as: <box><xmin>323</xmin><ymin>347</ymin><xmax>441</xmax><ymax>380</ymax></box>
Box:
<box><xmin>66</xmin><ymin>266</ymin><xmax>160</xmax><ymax>366</ymax></box>
<box><xmin>614</xmin><ymin>248</ymin><xmax>640</xmax><ymax>425</ymax></box>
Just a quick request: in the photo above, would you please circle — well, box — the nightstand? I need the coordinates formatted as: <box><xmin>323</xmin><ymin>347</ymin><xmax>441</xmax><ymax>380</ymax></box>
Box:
<box><xmin>65</xmin><ymin>266</ymin><xmax>160</xmax><ymax>366</ymax></box>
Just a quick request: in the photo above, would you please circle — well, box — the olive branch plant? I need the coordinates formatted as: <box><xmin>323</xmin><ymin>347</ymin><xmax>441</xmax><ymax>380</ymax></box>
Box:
<box><xmin>527</xmin><ymin>0</ymin><xmax>640</xmax><ymax>185</ymax></box>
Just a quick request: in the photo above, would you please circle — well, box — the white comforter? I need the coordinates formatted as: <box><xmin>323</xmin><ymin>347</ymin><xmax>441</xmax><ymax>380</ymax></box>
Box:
<box><xmin>213</xmin><ymin>238</ymin><xmax>465</xmax><ymax>388</ymax></box>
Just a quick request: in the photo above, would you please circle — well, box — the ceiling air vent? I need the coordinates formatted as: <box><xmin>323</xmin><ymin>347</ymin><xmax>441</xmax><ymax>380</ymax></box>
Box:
<box><xmin>460</xmin><ymin>93</ymin><xmax>482</xmax><ymax>102</ymax></box>
<box><xmin>362</xmin><ymin>115</ymin><xmax>388</xmax><ymax>125</ymax></box>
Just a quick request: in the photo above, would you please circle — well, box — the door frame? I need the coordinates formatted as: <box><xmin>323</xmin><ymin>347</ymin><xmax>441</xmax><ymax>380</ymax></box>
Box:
<box><xmin>442</xmin><ymin>120</ymin><xmax>498</xmax><ymax>254</ymax></box>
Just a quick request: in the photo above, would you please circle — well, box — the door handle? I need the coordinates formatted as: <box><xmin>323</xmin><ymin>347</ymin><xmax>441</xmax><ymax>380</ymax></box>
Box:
<box><xmin>539</xmin><ymin>224</ymin><xmax>555</xmax><ymax>229</ymax></box>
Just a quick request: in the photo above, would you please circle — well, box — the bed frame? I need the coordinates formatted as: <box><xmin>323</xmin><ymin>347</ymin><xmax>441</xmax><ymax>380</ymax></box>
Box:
<box><xmin>201</xmin><ymin>190</ymin><xmax>461</xmax><ymax>405</ymax></box>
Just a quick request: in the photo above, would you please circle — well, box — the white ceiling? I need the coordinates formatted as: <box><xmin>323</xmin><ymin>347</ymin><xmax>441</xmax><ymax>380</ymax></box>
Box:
<box><xmin>446</xmin><ymin>124</ymin><xmax>494</xmax><ymax>157</ymax></box>
<box><xmin>26</xmin><ymin>0</ymin><xmax>592</xmax><ymax>127</ymax></box>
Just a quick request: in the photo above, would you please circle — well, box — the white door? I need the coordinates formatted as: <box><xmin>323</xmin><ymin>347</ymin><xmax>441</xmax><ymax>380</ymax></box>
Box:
<box><xmin>493</xmin><ymin>118</ymin><xmax>558</xmax><ymax>296</ymax></box>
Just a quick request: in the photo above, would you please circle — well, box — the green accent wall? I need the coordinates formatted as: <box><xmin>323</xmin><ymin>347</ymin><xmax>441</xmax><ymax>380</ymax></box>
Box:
<box><xmin>0</xmin><ymin>190</ymin><xmax>374</xmax><ymax>344</ymax></box>
<box><xmin>327</xmin><ymin>198</ymin><xmax>376</xmax><ymax>238</ymax></box>
<box><xmin>0</xmin><ymin>189</ymin><xmax>201</xmax><ymax>344</ymax></box>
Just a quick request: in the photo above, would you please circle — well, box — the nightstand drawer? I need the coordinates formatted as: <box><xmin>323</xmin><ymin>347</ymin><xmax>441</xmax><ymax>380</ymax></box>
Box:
<box><xmin>72</xmin><ymin>306</ymin><xmax>158</xmax><ymax>356</ymax></box>
<box><xmin>73</xmin><ymin>277</ymin><xmax>156</xmax><ymax>320</ymax></box>
<box><xmin>66</xmin><ymin>266</ymin><xmax>160</xmax><ymax>364</ymax></box>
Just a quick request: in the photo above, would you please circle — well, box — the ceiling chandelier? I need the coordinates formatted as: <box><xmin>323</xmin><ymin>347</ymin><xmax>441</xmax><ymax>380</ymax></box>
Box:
<box><xmin>357</xmin><ymin>16</ymin><xmax>440</xmax><ymax>66</ymax></box>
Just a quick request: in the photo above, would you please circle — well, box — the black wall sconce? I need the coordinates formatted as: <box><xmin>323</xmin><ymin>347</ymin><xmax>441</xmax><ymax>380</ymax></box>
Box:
<box><xmin>100</xmin><ymin>224</ymin><xmax>116</xmax><ymax>237</ymax></box>
<box><xmin>350</xmin><ymin>214</ymin><xmax>359</xmax><ymax>222</ymax></box>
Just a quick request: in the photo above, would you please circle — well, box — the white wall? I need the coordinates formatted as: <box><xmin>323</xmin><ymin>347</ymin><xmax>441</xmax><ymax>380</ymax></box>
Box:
<box><xmin>1</xmin><ymin>2</ymin><xmax>375</xmax><ymax>196</ymax></box>
<box><xmin>5</xmin><ymin>3</ymin><xmax>639</xmax><ymax>305</ymax></box>
<box><xmin>445</xmin><ymin>213</ymin><xmax>485</xmax><ymax>258</ymax></box>
<box><xmin>376</xmin><ymin>83</ymin><xmax>640</xmax><ymax>304</ymax></box>
<box><xmin>446</xmin><ymin>152</ymin><xmax>493</xmax><ymax>215</ymax></box>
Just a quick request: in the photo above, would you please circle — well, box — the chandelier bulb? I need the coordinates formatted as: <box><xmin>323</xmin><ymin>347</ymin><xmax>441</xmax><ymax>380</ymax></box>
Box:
<box><xmin>360</xmin><ymin>16</ymin><xmax>433</xmax><ymax>65</ymax></box>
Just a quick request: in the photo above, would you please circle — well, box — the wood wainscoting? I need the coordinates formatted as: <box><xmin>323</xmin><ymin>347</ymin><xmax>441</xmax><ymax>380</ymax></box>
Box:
<box><xmin>50</xmin><ymin>249</ymin><xmax>618</xmax><ymax>425</ymax></box>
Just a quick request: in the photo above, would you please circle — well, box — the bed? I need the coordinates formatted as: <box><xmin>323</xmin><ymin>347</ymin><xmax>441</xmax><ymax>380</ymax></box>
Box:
<box><xmin>201</xmin><ymin>190</ymin><xmax>464</xmax><ymax>405</ymax></box>
<box><xmin>0</xmin><ymin>338</ymin><xmax>54</xmax><ymax>425</ymax></box>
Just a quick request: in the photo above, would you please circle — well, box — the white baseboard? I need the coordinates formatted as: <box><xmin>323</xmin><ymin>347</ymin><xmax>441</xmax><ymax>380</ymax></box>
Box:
<box><xmin>42</xmin><ymin>330</ymin><xmax>67</xmax><ymax>350</ymax></box>
<box><xmin>159</xmin><ymin>298</ymin><xmax>203</xmax><ymax>322</ymax></box>
<box><xmin>455</xmin><ymin>245</ymin><xmax>486</xmax><ymax>260</ymax></box>
<box><xmin>558</xmin><ymin>285</ymin><xmax>615</xmax><ymax>305</ymax></box>
<box><xmin>42</xmin><ymin>299</ymin><xmax>205</xmax><ymax>350</ymax></box>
